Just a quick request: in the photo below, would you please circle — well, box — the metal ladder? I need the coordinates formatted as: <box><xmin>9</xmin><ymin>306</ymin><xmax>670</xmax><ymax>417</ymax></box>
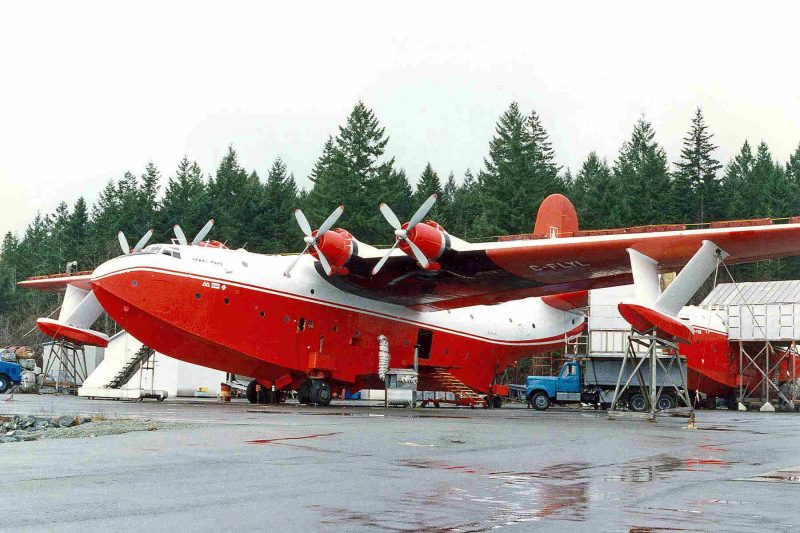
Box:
<box><xmin>105</xmin><ymin>345</ymin><xmax>155</xmax><ymax>389</ymax></box>
<box><xmin>428</xmin><ymin>367</ymin><xmax>486</xmax><ymax>406</ymax></box>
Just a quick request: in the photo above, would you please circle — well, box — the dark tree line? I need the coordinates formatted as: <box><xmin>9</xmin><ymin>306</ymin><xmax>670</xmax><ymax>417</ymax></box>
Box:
<box><xmin>2</xmin><ymin>102</ymin><xmax>800</xmax><ymax>342</ymax></box>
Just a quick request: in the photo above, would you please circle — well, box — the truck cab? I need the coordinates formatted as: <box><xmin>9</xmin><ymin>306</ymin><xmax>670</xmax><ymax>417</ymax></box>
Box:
<box><xmin>0</xmin><ymin>361</ymin><xmax>23</xmax><ymax>393</ymax></box>
<box><xmin>526</xmin><ymin>361</ymin><xmax>581</xmax><ymax>410</ymax></box>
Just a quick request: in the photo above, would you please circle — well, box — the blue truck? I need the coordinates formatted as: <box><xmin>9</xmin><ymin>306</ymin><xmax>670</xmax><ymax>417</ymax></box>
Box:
<box><xmin>525</xmin><ymin>357</ymin><xmax>687</xmax><ymax>411</ymax></box>
<box><xmin>0</xmin><ymin>360</ymin><xmax>23</xmax><ymax>393</ymax></box>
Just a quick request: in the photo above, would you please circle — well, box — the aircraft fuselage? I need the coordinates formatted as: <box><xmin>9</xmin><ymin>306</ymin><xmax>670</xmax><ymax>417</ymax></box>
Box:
<box><xmin>90</xmin><ymin>243</ymin><xmax>584</xmax><ymax>394</ymax></box>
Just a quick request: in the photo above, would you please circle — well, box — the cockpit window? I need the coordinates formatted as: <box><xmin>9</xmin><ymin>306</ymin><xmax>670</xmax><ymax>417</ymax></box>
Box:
<box><xmin>136</xmin><ymin>245</ymin><xmax>180</xmax><ymax>259</ymax></box>
<box><xmin>162</xmin><ymin>247</ymin><xmax>181</xmax><ymax>259</ymax></box>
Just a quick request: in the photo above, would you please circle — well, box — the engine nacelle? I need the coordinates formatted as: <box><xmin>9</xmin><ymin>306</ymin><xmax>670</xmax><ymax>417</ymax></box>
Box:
<box><xmin>310</xmin><ymin>228</ymin><xmax>354</xmax><ymax>275</ymax></box>
<box><xmin>399</xmin><ymin>220</ymin><xmax>448</xmax><ymax>270</ymax></box>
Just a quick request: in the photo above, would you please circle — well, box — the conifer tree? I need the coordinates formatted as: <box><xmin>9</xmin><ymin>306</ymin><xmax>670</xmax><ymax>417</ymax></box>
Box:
<box><xmin>414</xmin><ymin>163</ymin><xmax>444</xmax><ymax>222</ymax></box>
<box><xmin>255</xmin><ymin>157</ymin><xmax>298</xmax><ymax>252</ymax></box>
<box><xmin>139</xmin><ymin>162</ymin><xmax>161</xmax><ymax>231</ymax></box>
<box><xmin>207</xmin><ymin>146</ymin><xmax>260</xmax><ymax>247</ymax></box>
<box><xmin>721</xmin><ymin>141</ymin><xmax>755</xmax><ymax>219</ymax></box>
<box><xmin>671</xmin><ymin>108</ymin><xmax>723</xmax><ymax>223</ymax></box>
<box><xmin>612</xmin><ymin>117</ymin><xmax>671</xmax><ymax>226</ymax></box>
<box><xmin>479</xmin><ymin>103</ymin><xmax>564</xmax><ymax>235</ymax></box>
<box><xmin>306</xmin><ymin>102</ymin><xmax>398</xmax><ymax>243</ymax></box>
<box><xmin>439</xmin><ymin>172</ymin><xmax>458</xmax><ymax>227</ymax></box>
<box><xmin>570</xmin><ymin>152</ymin><xmax>616</xmax><ymax>229</ymax></box>
<box><xmin>160</xmin><ymin>157</ymin><xmax>209</xmax><ymax>240</ymax></box>
<box><xmin>65</xmin><ymin>197</ymin><xmax>90</xmax><ymax>269</ymax></box>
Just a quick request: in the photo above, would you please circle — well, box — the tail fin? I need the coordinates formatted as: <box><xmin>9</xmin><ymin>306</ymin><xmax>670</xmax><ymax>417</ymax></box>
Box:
<box><xmin>533</xmin><ymin>194</ymin><xmax>579</xmax><ymax>237</ymax></box>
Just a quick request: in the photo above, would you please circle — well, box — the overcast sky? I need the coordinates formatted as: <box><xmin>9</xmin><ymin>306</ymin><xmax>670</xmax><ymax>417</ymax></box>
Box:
<box><xmin>1</xmin><ymin>1</ymin><xmax>799</xmax><ymax>239</ymax></box>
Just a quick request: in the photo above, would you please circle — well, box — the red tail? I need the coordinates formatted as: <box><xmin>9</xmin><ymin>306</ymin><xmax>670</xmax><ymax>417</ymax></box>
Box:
<box><xmin>533</xmin><ymin>194</ymin><xmax>579</xmax><ymax>237</ymax></box>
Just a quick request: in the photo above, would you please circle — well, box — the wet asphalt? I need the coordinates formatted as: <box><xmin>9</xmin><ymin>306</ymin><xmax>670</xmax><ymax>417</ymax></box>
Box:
<box><xmin>0</xmin><ymin>395</ymin><xmax>797</xmax><ymax>532</ymax></box>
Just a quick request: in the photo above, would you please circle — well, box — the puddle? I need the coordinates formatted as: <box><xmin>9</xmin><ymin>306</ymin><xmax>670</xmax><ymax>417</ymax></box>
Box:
<box><xmin>696</xmin><ymin>425</ymin><xmax>767</xmax><ymax>435</ymax></box>
<box><xmin>605</xmin><ymin>454</ymin><xmax>733</xmax><ymax>483</ymax></box>
<box><xmin>489</xmin><ymin>462</ymin><xmax>591</xmax><ymax>482</ymax></box>
<box><xmin>737</xmin><ymin>466</ymin><xmax>800</xmax><ymax>483</ymax></box>
<box><xmin>396</xmin><ymin>459</ymin><xmax>478</xmax><ymax>473</ymax></box>
<box><xmin>246</xmin><ymin>431</ymin><xmax>341</xmax><ymax>444</ymax></box>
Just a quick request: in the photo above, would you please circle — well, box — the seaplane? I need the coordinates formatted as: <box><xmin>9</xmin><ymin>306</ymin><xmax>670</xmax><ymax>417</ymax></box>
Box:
<box><xmin>20</xmin><ymin>193</ymin><xmax>800</xmax><ymax>406</ymax></box>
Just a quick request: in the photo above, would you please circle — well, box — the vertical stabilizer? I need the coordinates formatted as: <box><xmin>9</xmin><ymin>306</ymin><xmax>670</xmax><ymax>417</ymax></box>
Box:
<box><xmin>533</xmin><ymin>194</ymin><xmax>579</xmax><ymax>237</ymax></box>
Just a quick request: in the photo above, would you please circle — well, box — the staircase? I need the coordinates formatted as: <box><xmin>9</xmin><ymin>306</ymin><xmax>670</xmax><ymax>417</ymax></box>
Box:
<box><xmin>427</xmin><ymin>367</ymin><xmax>487</xmax><ymax>406</ymax></box>
<box><xmin>105</xmin><ymin>345</ymin><xmax>155</xmax><ymax>389</ymax></box>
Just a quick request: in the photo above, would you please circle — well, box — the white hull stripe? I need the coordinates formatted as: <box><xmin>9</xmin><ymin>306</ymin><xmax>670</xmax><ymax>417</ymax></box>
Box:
<box><xmin>93</xmin><ymin>266</ymin><xmax>584</xmax><ymax>347</ymax></box>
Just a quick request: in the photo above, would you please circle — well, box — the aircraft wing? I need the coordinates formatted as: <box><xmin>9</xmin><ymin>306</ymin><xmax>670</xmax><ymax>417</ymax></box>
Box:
<box><xmin>17</xmin><ymin>271</ymin><xmax>94</xmax><ymax>292</ymax></box>
<box><xmin>331</xmin><ymin>220</ymin><xmax>800</xmax><ymax>310</ymax></box>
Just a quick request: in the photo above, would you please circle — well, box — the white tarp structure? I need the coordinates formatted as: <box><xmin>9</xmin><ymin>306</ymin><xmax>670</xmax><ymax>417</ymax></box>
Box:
<box><xmin>78</xmin><ymin>331</ymin><xmax>227</xmax><ymax>400</ymax></box>
<box><xmin>701</xmin><ymin>280</ymin><xmax>800</xmax><ymax>341</ymax></box>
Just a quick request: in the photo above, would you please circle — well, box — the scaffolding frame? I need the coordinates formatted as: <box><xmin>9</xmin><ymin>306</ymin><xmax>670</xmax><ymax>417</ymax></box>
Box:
<box><xmin>609</xmin><ymin>332</ymin><xmax>694</xmax><ymax>422</ymax></box>
<box><xmin>41</xmin><ymin>339</ymin><xmax>89</xmax><ymax>394</ymax></box>
<box><xmin>736</xmin><ymin>340</ymin><xmax>798</xmax><ymax>410</ymax></box>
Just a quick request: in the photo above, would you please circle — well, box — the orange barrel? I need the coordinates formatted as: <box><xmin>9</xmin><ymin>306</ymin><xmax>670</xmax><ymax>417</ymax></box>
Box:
<box><xmin>219</xmin><ymin>383</ymin><xmax>231</xmax><ymax>402</ymax></box>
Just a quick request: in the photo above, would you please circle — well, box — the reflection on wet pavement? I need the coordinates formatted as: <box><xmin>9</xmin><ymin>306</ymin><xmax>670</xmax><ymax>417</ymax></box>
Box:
<box><xmin>604</xmin><ymin>453</ymin><xmax>733</xmax><ymax>483</ymax></box>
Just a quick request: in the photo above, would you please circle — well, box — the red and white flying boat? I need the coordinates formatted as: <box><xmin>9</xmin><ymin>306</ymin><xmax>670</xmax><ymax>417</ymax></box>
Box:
<box><xmin>20</xmin><ymin>194</ymin><xmax>800</xmax><ymax>405</ymax></box>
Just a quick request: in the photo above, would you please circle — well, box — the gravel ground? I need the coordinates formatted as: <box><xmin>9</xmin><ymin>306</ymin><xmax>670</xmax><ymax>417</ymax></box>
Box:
<box><xmin>1</xmin><ymin>414</ymin><xmax>180</xmax><ymax>443</ymax></box>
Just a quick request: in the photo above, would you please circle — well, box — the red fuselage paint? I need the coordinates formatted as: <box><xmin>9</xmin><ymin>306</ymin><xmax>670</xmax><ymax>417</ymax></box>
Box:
<box><xmin>90</xmin><ymin>244</ymin><xmax>585</xmax><ymax>395</ymax></box>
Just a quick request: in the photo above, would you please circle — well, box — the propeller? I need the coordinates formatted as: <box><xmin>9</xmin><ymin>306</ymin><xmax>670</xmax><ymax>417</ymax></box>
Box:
<box><xmin>372</xmin><ymin>194</ymin><xmax>437</xmax><ymax>275</ymax></box>
<box><xmin>172</xmin><ymin>219</ymin><xmax>215</xmax><ymax>246</ymax></box>
<box><xmin>284</xmin><ymin>205</ymin><xmax>344</xmax><ymax>278</ymax></box>
<box><xmin>117</xmin><ymin>229</ymin><xmax>154</xmax><ymax>255</ymax></box>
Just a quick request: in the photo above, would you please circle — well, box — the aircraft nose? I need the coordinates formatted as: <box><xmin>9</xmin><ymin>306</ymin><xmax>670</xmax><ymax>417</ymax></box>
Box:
<box><xmin>90</xmin><ymin>256</ymin><xmax>130</xmax><ymax>290</ymax></box>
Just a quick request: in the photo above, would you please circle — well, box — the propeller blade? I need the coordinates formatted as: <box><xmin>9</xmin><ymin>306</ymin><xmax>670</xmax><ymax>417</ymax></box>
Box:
<box><xmin>408</xmin><ymin>194</ymin><xmax>437</xmax><ymax>229</ymax></box>
<box><xmin>317</xmin><ymin>205</ymin><xmax>344</xmax><ymax>237</ymax></box>
<box><xmin>404</xmin><ymin>237</ymin><xmax>430</xmax><ymax>268</ymax></box>
<box><xmin>314</xmin><ymin>244</ymin><xmax>332</xmax><ymax>275</ymax></box>
<box><xmin>192</xmin><ymin>219</ymin><xmax>215</xmax><ymax>246</ymax></box>
<box><xmin>371</xmin><ymin>240</ymin><xmax>399</xmax><ymax>275</ymax></box>
<box><xmin>379</xmin><ymin>203</ymin><xmax>402</xmax><ymax>230</ymax></box>
<box><xmin>118</xmin><ymin>232</ymin><xmax>131</xmax><ymax>255</ymax></box>
<box><xmin>283</xmin><ymin>244</ymin><xmax>311</xmax><ymax>278</ymax></box>
<box><xmin>294</xmin><ymin>209</ymin><xmax>312</xmax><ymax>237</ymax></box>
<box><xmin>174</xmin><ymin>225</ymin><xmax>188</xmax><ymax>246</ymax></box>
<box><xmin>133</xmin><ymin>229</ymin><xmax>154</xmax><ymax>253</ymax></box>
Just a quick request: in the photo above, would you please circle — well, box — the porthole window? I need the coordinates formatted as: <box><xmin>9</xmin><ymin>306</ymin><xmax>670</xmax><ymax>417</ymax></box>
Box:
<box><xmin>332</xmin><ymin>324</ymin><xmax>338</xmax><ymax>332</ymax></box>
<box><xmin>310</xmin><ymin>289</ymin><xmax>315</xmax><ymax>295</ymax></box>
<box><xmin>531</xmin><ymin>323</ymin><xmax>536</xmax><ymax>329</ymax></box>
<box><xmin>224</xmin><ymin>297</ymin><xmax>230</xmax><ymax>305</ymax></box>
<box><xmin>259</xmin><ymin>310</ymin><xmax>265</xmax><ymax>318</ymax></box>
<box><xmin>283</xmin><ymin>315</ymin><xmax>289</xmax><ymax>323</ymax></box>
<box><xmin>195</xmin><ymin>293</ymin><xmax>201</xmax><ymax>299</ymax></box>
<box><xmin>242</xmin><ymin>261</ymin><xmax>248</xmax><ymax>267</ymax></box>
<box><xmin>131</xmin><ymin>280</ymin><xmax>139</xmax><ymax>287</ymax></box>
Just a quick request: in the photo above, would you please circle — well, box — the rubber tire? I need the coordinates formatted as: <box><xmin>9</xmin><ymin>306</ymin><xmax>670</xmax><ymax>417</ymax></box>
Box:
<box><xmin>629</xmin><ymin>394</ymin><xmax>647</xmax><ymax>412</ymax></box>
<box><xmin>492</xmin><ymin>396</ymin><xmax>503</xmax><ymax>409</ymax></box>
<box><xmin>297</xmin><ymin>381</ymin><xmax>312</xmax><ymax>404</ymax></box>
<box><xmin>531</xmin><ymin>391</ymin><xmax>550</xmax><ymax>411</ymax></box>
<box><xmin>246</xmin><ymin>380</ymin><xmax>258</xmax><ymax>404</ymax></box>
<box><xmin>0</xmin><ymin>374</ymin><xmax>9</xmax><ymax>394</ymax></box>
<box><xmin>656</xmin><ymin>394</ymin><xmax>675</xmax><ymax>411</ymax></box>
<box><xmin>311</xmin><ymin>381</ymin><xmax>332</xmax><ymax>406</ymax></box>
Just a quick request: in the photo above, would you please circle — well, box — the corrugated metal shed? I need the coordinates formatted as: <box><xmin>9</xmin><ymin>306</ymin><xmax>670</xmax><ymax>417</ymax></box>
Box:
<box><xmin>701</xmin><ymin>281</ymin><xmax>800</xmax><ymax>341</ymax></box>
<box><xmin>701</xmin><ymin>281</ymin><xmax>800</xmax><ymax>307</ymax></box>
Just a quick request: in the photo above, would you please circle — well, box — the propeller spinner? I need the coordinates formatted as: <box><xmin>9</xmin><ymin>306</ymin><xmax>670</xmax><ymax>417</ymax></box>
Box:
<box><xmin>284</xmin><ymin>205</ymin><xmax>345</xmax><ymax>277</ymax></box>
<box><xmin>372</xmin><ymin>194</ymin><xmax>438</xmax><ymax>275</ymax></box>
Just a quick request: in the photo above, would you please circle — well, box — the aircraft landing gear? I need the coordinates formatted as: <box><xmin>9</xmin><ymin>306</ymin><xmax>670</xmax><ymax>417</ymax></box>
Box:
<box><xmin>298</xmin><ymin>379</ymin><xmax>332</xmax><ymax>406</ymax></box>
<box><xmin>246</xmin><ymin>380</ymin><xmax>285</xmax><ymax>404</ymax></box>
